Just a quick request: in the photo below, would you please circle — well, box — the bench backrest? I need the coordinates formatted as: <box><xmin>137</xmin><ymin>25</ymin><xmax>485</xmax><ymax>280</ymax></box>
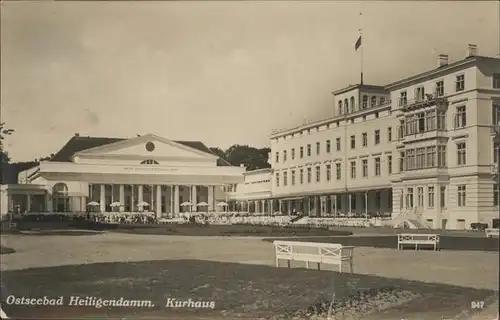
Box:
<box><xmin>273</xmin><ymin>240</ymin><xmax>353</xmax><ymax>259</ymax></box>
<box><xmin>398</xmin><ymin>234</ymin><xmax>440</xmax><ymax>242</ymax></box>
<box><xmin>485</xmin><ymin>228</ymin><xmax>499</xmax><ymax>235</ymax></box>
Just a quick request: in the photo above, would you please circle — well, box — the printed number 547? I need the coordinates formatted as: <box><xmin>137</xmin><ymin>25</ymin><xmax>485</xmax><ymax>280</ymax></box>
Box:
<box><xmin>471</xmin><ymin>301</ymin><xmax>485</xmax><ymax>309</ymax></box>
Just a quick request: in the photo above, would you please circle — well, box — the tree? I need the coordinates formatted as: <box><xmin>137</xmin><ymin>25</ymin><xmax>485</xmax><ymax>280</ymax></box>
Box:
<box><xmin>0</xmin><ymin>122</ymin><xmax>14</xmax><ymax>163</ymax></box>
<box><xmin>212</xmin><ymin>144</ymin><xmax>271</xmax><ymax>171</ymax></box>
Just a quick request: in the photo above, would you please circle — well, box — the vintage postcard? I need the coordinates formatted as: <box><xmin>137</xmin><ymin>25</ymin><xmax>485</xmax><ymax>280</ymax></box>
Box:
<box><xmin>1</xmin><ymin>1</ymin><xmax>499</xmax><ymax>319</ymax></box>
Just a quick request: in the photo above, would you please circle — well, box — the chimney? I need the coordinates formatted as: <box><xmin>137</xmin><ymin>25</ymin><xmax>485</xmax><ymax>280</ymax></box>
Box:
<box><xmin>74</xmin><ymin>133</ymin><xmax>80</xmax><ymax>137</ymax></box>
<box><xmin>437</xmin><ymin>54</ymin><xmax>449</xmax><ymax>68</ymax></box>
<box><xmin>466</xmin><ymin>44</ymin><xmax>478</xmax><ymax>58</ymax></box>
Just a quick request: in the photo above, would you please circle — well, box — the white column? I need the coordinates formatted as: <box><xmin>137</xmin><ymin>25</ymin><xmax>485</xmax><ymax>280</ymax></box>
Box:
<box><xmin>208</xmin><ymin>186</ymin><xmax>214</xmax><ymax>212</ymax></box>
<box><xmin>26</xmin><ymin>194</ymin><xmax>31</xmax><ymax>213</ymax></box>
<box><xmin>333</xmin><ymin>195</ymin><xmax>337</xmax><ymax>215</ymax></box>
<box><xmin>261</xmin><ymin>200</ymin><xmax>265</xmax><ymax>214</ymax></box>
<box><xmin>170</xmin><ymin>186</ymin><xmax>174</xmax><ymax>216</ymax></box>
<box><xmin>156</xmin><ymin>185</ymin><xmax>162</xmax><ymax>218</ymax></box>
<box><xmin>138</xmin><ymin>185</ymin><xmax>143</xmax><ymax>212</ymax></box>
<box><xmin>119</xmin><ymin>185</ymin><xmax>125</xmax><ymax>212</ymax></box>
<box><xmin>365</xmin><ymin>191</ymin><xmax>368</xmax><ymax>218</ymax></box>
<box><xmin>278</xmin><ymin>200</ymin><xmax>282</xmax><ymax>214</ymax></box>
<box><xmin>130</xmin><ymin>185</ymin><xmax>135</xmax><ymax>212</ymax></box>
<box><xmin>100</xmin><ymin>184</ymin><xmax>106</xmax><ymax>212</ymax></box>
<box><xmin>435</xmin><ymin>183</ymin><xmax>442</xmax><ymax>229</ymax></box>
<box><xmin>191</xmin><ymin>185</ymin><xmax>197</xmax><ymax>212</ymax></box>
<box><xmin>348</xmin><ymin>193</ymin><xmax>352</xmax><ymax>213</ymax></box>
<box><xmin>174</xmin><ymin>185</ymin><xmax>179</xmax><ymax>216</ymax></box>
<box><xmin>150</xmin><ymin>185</ymin><xmax>154</xmax><ymax>213</ymax></box>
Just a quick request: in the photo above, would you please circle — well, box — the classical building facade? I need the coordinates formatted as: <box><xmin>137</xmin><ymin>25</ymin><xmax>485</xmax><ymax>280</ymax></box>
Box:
<box><xmin>1</xmin><ymin>134</ymin><xmax>245</xmax><ymax>217</ymax></box>
<box><xmin>228</xmin><ymin>45</ymin><xmax>500</xmax><ymax>229</ymax></box>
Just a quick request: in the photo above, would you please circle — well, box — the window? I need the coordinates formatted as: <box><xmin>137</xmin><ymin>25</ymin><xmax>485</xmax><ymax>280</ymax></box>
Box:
<box><xmin>370</xmin><ymin>96</ymin><xmax>376</xmax><ymax>107</ymax></box>
<box><xmin>316</xmin><ymin>166</ymin><xmax>321</xmax><ymax>182</ymax></box>
<box><xmin>326</xmin><ymin>140</ymin><xmax>331</xmax><ymax>153</ymax></box>
<box><xmin>291</xmin><ymin>148</ymin><xmax>295</xmax><ymax>160</ymax></box>
<box><xmin>417</xmin><ymin>187</ymin><xmax>424</xmax><ymax>208</ymax></box>
<box><xmin>406</xmin><ymin>149</ymin><xmax>415</xmax><ymax>170</ymax></box>
<box><xmin>379</xmin><ymin>96</ymin><xmax>386</xmax><ymax>105</ymax></box>
<box><xmin>437</xmin><ymin>111</ymin><xmax>446</xmax><ymax>130</ymax></box>
<box><xmin>336</xmin><ymin>163</ymin><xmax>341</xmax><ymax>180</ymax></box>
<box><xmin>440</xmin><ymin>186</ymin><xmax>446</xmax><ymax>208</ymax></box>
<box><xmin>275</xmin><ymin>173</ymin><xmax>280</xmax><ymax>187</ymax></box>
<box><xmin>336</xmin><ymin>138</ymin><xmax>341</xmax><ymax>151</ymax></box>
<box><xmin>428</xmin><ymin>186</ymin><xmax>435</xmax><ymax>208</ymax></box>
<box><xmin>399</xmin><ymin>91</ymin><xmax>407</xmax><ymax>106</ymax></box>
<box><xmin>344</xmin><ymin>98</ymin><xmax>349</xmax><ymax>113</ymax></box>
<box><xmin>415</xmin><ymin>86</ymin><xmax>425</xmax><ymax>101</ymax></box>
<box><xmin>406</xmin><ymin>188</ymin><xmax>414</xmax><ymax>209</ymax></box>
<box><xmin>374</xmin><ymin>130</ymin><xmax>380</xmax><ymax>145</ymax></box>
<box><xmin>362</xmin><ymin>159</ymin><xmax>368</xmax><ymax>177</ymax></box>
<box><xmin>388</xmin><ymin>127</ymin><xmax>392</xmax><ymax>142</ymax></box>
<box><xmin>338</xmin><ymin>101</ymin><xmax>343</xmax><ymax>115</ymax></box>
<box><xmin>375</xmin><ymin>191</ymin><xmax>381</xmax><ymax>210</ymax></box>
<box><xmin>454</xmin><ymin>106</ymin><xmax>467</xmax><ymax>128</ymax></box>
<box><xmin>350</xmin><ymin>195</ymin><xmax>357</xmax><ymax>211</ymax></box>
<box><xmin>316</xmin><ymin>142</ymin><xmax>320</xmax><ymax>155</ymax></box>
<box><xmin>493</xmin><ymin>104</ymin><xmax>500</xmax><ymax>126</ymax></box>
<box><xmin>283</xmin><ymin>150</ymin><xmax>287</xmax><ymax>162</ymax></box>
<box><xmin>350</xmin><ymin>161</ymin><xmax>356</xmax><ymax>179</ymax></box>
<box><xmin>494</xmin><ymin>184</ymin><xmax>499</xmax><ymax>206</ymax></box>
<box><xmin>362</xmin><ymin>133</ymin><xmax>368</xmax><ymax>147</ymax></box>
<box><xmin>426</xmin><ymin>146</ymin><xmax>436</xmax><ymax>167</ymax></box>
<box><xmin>438</xmin><ymin>145</ymin><xmax>447</xmax><ymax>167</ymax></box>
<box><xmin>307</xmin><ymin>144</ymin><xmax>311</xmax><ymax>156</ymax></box>
<box><xmin>426</xmin><ymin>110</ymin><xmax>436</xmax><ymax>131</ymax></box>
<box><xmin>374</xmin><ymin>157</ymin><xmax>381</xmax><ymax>176</ymax></box>
<box><xmin>387</xmin><ymin>155</ymin><xmax>392</xmax><ymax>174</ymax></box>
<box><xmin>399</xmin><ymin>151</ymin><xmax>405</xmax><ymax>172</ymax></box>
<box><xmin>417</xmin><ymin>112</ymin><xmax>425</xmax><ymax>133</ymax></box>
<box><xmin>141</xmin><ymin>159</ymin><xmax>159</xmax><ymax>164</ymax></box>
<box><xmin>275</xmin><ymin>152</ymin><xmax>279</xmax><ymax>163</ymax></box>
<box><xmin>362</xmin><ymin>95</ymin><xmax>368</xmax><ymax>109</ymax></box>
<box><xmin>350</xmin><ymin>97</ymin><xmax>355</xmax><ymax>110</ymax></box>
<box><xmin>350</xmin><ymin>135</ymin><xmax>356</xmax><ymax>149</ymax></box>
<box><xmin>435</xmin><ymin>80</ymin><xmax>444</xmax><ymax>97</ymax></box>
<box><xmin>291</xmin><ymin>170</ymin><xmax>295</xmax><ymax>186</ymax></box>
<box><xmin>455</xmin><ymin>74</ymin><xmax>465</xmax><ymax>92</ymax></box>
<box><xmin>326</xmin><ymin>164</ymin><xmax>331</xmax><ymax>181</ymax></box>
<box><xmin>283</xmin><ymin>171</ymin><xmax>288</xmax><ymax>186</ymax></box>
<box><xmin>457</xmin><ymin>185</ymin><xmax>466</xmax><ymax>207</ymax></box>
<box><xmin>300</xmin><ymin>169</ymin><xmax>304</xmax><ymax>184</ymax></box>
<box><xmin>307</xmin><ymin>167</ymin><xmax>312</xmax><ymax>183</ymax></box>
<box><xmin>398</xmin><ymin>119</ymin><xmax>405</xmax><ymax>139</ymax></box>
<box><xmin>494</xmin><ymin>73</ymin><xmax>500</xmax><ymax>89</ymax></box>
<box><xmin>495</xmin><ymin>142</ymin><xmax>500</xmax><ymax>163</ymax></box>
<box><xmin>300</xmin><ymin>146</ymin><xmax>304</xmax><ymax>158</ymax></box>
<box><xmin>457</xmin><ymin>142</ymin><xmax>466</xmax><ymax>165</ymax></box>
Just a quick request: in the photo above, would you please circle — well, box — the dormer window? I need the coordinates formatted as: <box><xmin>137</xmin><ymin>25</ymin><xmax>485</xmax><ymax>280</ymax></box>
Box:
<box><xmin>338</xmin><ymin>101</ymin><xmax>343</xmax><ymax>115</ymax></box>
<box><xmin>141</xmin><ymin>159</ymin><xmax>159</xmax><ymax>165</ymax></box>
<box><xmin>362</xmin><ymin>95</ymin><xmax>368</xmax><ymax>109</ymax></box>
<box><xmin>344</xmin><ymin>98</ymin><xmax>349</xmax><ymax>113</ymax></box>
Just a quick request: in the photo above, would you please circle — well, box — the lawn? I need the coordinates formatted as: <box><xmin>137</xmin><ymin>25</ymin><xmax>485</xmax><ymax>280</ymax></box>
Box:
<box><xmin>1</xmin><ymin>259</ymin><xmax>497</xmax><ymax>320</ymax></box>
<box><xmin>263</xmin><ymin>235</ymin><xmax>500</xmax><ymax>252</ymax></box>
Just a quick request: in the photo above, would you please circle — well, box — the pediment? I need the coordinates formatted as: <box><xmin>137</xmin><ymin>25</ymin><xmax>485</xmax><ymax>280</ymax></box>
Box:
<box><xmin>74</xmin><ymin>134</ymin><xmax>217</xmax><ymax>161</ymax></box>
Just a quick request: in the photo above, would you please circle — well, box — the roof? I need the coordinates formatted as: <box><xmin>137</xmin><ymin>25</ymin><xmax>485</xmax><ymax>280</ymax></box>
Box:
<box><xmin>331</xmin><ymin>84</ymin><xmax>386</xmax><ymax>96</ymax></box>
<box><xmin>50</xmin><ymin>135</ymin><xmax>233</xmax><ymax>167</ymax></box>
<box><xmin>385</xmin><ymin>55</ymin><xmax>500</xmax><ymax>90</ymax></box>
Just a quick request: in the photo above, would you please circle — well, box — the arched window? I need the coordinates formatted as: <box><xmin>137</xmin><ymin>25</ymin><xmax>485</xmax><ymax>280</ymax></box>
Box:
<box><xmin>350</xmin><ymin>97</ymin><xmax>355</xmax><ymax>111</ymax></box>
<box><xmin>379</xmin><ymin>96</ymin><xmax>386</xmax><ymax>105</ymax></box>
<box><xmin>141</xmin><ymin>159</ymin><xmax>159</xmax><ymax>165</ymax></box>
<box><xmin>362</xmin><ymin>95</ymin><xmax>368</xmax><ymax>109</ymax></box>
<box><xmin>52</xmin><ymin>183</ymin><xmax>69</xmax><ymax>213</ymax></box>
<box><xmin>338</xmin><ymin>101</ymin><xmax>343</xmax><ymax>115</ymax></box>
<box><xmin>371</xmin><ymin>96</ymin><xmax>377</xmax><ymax>107</ymax></box>
<box><xmin>344</xmin><ymin>98</ymin><xmax>349</xmax><ymax>113</ymax></box>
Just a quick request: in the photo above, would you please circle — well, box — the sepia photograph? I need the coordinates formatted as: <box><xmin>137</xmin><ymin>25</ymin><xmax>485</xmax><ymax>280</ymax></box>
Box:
<box><xmin>1</xmin><ymin>1</ymin><xmax>499</xmax><ymax>319</ymax></box>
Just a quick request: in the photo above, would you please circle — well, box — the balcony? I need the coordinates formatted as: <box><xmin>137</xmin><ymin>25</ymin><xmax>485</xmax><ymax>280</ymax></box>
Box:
<box><xmin>397</xmin><ymin>94</ymin><xmax>448</xmax><ymax>112</ymax></box>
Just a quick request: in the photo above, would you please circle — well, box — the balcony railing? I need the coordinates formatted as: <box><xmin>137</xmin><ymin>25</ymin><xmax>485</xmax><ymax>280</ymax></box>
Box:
<box><xmin>397</xmin><ymin>93</ymin><xmax>447</xmax><ymax>111</ymax></box>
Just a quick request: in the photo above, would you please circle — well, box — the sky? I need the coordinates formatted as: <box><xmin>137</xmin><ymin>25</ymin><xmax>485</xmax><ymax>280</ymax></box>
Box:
<box><xmin>1</xmin><ymin>1</ymin><xmax>499</xmax><ymax>162</ymax></box>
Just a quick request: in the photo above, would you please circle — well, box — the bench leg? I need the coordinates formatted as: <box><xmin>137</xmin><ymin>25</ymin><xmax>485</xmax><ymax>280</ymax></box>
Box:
<box><xmin>306</xmin><ymin>261</ymin><xmax>309</xmax><ymax>269</ymax></box>
<box><xmin>350</xmin><ymin>260</ymin><xmax>354</xmax><ymax>273</ymax></box>
<box><xmin>275</xmin><ymin>258</ymin><xmax>279</xmax><ymax>267</ymax></box>
<box><xmin>287</xmin><ymin>260</ymin><xmax>291</xmax><ymax>268</ymax></box>
<box><xmin>317</xmin><ymin>262</ymin><xmax>320</xmax><ymax>271</ymax></box>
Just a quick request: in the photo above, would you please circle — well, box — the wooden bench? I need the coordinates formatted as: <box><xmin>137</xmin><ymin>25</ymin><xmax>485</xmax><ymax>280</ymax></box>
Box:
<box><xmin>273</xmin><ymin>240</ymin><xmax>355</xmax><ymax>273</ymax></box>
<box><xmin>485</xmin><ymin>228</ymin><xmax>499</xmax><ymax>238</ymax></box>
<box><xmin>397</xmin><ymin>234</ymin><xmax>440</xmax><ymax>251</ymax></box>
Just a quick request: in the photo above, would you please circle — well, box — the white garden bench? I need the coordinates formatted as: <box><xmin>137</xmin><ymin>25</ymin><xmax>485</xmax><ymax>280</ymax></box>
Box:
<box><xmin>397</xmin><ymin>234</ymin><xmax>440</xmax><ymax>251</ymax></box>
<box><xmin>485</xmin><ymin>228</ymin><xmax>499</xmax><ymax>238</ymax></box>
<box><xmin>273</xmin><ymin>240</ymin><xmax>355</xmax><ymax>273</ymax></box>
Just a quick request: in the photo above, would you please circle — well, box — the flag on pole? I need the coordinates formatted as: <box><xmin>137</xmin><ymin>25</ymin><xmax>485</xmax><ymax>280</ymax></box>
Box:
<box><xmin>354</xmin><ymin>35</ymin><xmax>362</xmax><ymax>51</ymax></box>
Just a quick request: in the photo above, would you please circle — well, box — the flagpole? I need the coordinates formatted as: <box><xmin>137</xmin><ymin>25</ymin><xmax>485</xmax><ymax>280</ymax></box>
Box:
<box><xmin>359</xmin><ymin>11</ymin><xmax>363</xmax><ymax>85</ymax></box>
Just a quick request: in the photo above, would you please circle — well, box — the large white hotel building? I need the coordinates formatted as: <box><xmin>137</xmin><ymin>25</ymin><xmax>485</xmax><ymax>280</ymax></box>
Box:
<box><xmin>1</xmin><ymin>45</ymin><xmax>499</xmax><ymax>230</ymax></box>
<box><xmin>227</xmin><ymin>45</ymin><xmax>500</xmax><ymax>230</ymax></box>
